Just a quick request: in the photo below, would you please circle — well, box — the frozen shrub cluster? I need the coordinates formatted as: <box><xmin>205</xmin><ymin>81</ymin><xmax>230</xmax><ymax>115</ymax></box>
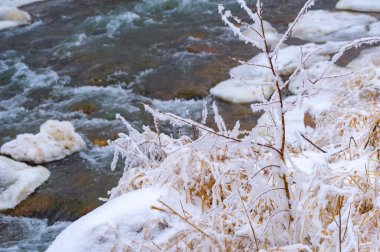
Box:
<box><xmin>105</xmin><ymin>0</ymin><xmax>380</xmax><ymax>251</ymax></box>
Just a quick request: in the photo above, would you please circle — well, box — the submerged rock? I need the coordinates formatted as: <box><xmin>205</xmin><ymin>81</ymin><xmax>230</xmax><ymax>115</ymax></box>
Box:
<box><xmin>0</xmin><ymin>156</ymin><xmax>50</xmax><ymax>211</ymax></box>
<box><xmin>0</xmin><ymin>6</ymin><xmax>31</xmax><ymax>30</ymax></box>
<box><xmin>336</xmin><ymin>0</ymin><xmax>380</xmax><ymax>13</ymax></box>
<box><xmin>0</xmin><ymin>120</ymin><xmax>86</xmax><ymax>164</ymax></box>
<box><xmin>291</xmin><ymin>10</ymin><xmax>378</xmax><ymax>42</ymax></box>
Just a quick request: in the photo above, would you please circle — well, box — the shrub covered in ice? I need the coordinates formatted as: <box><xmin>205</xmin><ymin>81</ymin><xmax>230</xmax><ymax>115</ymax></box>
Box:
<box><xmin>1</xmin><ymin>120</ymin><xmax>86</xmax><ymax>164</ymax></box>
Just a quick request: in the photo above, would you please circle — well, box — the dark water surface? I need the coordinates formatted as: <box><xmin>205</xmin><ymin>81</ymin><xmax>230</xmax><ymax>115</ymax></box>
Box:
<box><xmin>0</xmin><ymin>0</ymin><xmax>336</xmax><ymax>250</ymax></box>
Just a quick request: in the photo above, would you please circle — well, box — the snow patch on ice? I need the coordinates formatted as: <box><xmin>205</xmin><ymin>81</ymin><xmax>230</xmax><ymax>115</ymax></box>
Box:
<box><xmin>336</xmin><ymin>0</ymin><xmax>380</xmax><ymax>13</ymax></box>
<box><xmin>291</xmin><ymin>10</ymin><xmax>378</xmax><ymax>42</ymax></box>
<box><xmin>0</xmin><ymin>155</ymin><xmax>50</xmax><ymax>210</ymax></box>
<box><xmin>0</xmin><ymin>0</ymin><xmax>47</xmax><ymax>8</ymax></box>
<box><xmin>211</xmin><ymin>42</ymin><xmax>346</xmax><ymax>103</ymax></box>
<box><xmin>0</xmin><ymin>6</ymin><xmax>31</xmax><ymax>31</ymax></box>
<box><xmin>1</xmin><ymin>120</ymin><xmax>85</xmax><ymax>164</ymax></box>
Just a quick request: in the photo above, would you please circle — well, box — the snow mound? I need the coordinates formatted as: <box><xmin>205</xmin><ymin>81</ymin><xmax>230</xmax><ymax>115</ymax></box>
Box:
<box><xmin>336</xmin><ymin>0</ymin><xmax>380</xmax><ymax>12</ymax></box>
<box><xmin>47</xmin><ymin>188</ymin><xmax>170</xmax><ymax>252</ymax></box>
<box><xmin>0</xmin><ymin>155</ymin><xmax>50</xmax><ymax>210</ymax></box>
<box><xmin>1</xmin><ymin>120</ymin><xmax>86</xmax><ymax>164</ymax></box>
<box><xmin>291</xmin><ymin>10</ymin><xmax>378</xmax><ymax>42</ymax></box>
<box><xmin>0</xmin><ymin>6</ymin><xmax>31</xmax><ymax>30</ymax></box>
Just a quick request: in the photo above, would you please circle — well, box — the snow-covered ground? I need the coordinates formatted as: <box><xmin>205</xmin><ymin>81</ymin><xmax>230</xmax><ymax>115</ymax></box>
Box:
<box><xmin>1</xmin><ymin>120</ymin><xmax>85</xmax><ymax>164</ymax></box>
<box><xmin>0</xmin><ymin>156</ymin><xmax>50</xmax><ymax>210</ymax></box>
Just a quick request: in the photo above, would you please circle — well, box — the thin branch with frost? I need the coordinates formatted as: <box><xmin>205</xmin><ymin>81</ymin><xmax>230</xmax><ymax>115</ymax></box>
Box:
<box><xmin>332</xmin><ymin>37</ymin><xmax>380</xmax><ymax>63</ymax></box>
<box><xmin>271</xmin><ymin>0</ymin><xmax>315</xmax><ymax>57</ymax></box>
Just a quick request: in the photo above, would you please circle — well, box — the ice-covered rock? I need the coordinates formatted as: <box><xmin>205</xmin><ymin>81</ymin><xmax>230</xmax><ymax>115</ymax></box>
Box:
<box><xmin>336</xmin><ymin>0</ymin><xmax>380</xmax><ymax>13</ymax></box>
<box><xmin>291</xmin><ymin>10</ymin><xmax>378</xmax><ymax>42</ymax></box>
<box><xmin>0</xmin><ymin>156</ymin><xmax>50</xmax><ymax>211</ymax></box>
<box><xmin>47</xmin><ymin>188</ymin><xmax>170</xmax><ymax>252</ymax></box>
<box><xmin>1</xmin><ymin>120</ymin><xmax>86</xmax><ymax>164</ymax></box>
<box><xmin>346</xmin><ymin>46</ymin><xmax>380</xmax><ymax>69</ymax></box>
<box><xmin>0</xmin><ymin>6</ymin><xmax>31</xmax><ymax>30</ymax></box>
<box><xmin>0</xmin><ymin>0</ymin><xmax>47</xmax><ymax>8</ymax></box>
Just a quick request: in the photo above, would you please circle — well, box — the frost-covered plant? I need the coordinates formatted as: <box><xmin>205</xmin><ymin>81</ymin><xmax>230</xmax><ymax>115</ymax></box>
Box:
<box><xmin>108</xmin><ymin>0</ymin><xmax>380</xmax><ymax>251</ymax></box>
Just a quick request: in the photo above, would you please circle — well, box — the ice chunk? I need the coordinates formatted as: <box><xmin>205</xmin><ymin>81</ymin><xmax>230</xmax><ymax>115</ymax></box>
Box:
<box><xmin>1</xmin><ymin>120</ymin><xmax>86</xmax><ymax>164</ymax></box>
<box><xmin>211</xmin><ymin>42</ymin><xmax>345</xmax><ymax>103</ymax></box>
<box><xmin>0</xmin><ymin>156</ymin><xmax>50</xmax><ymax>210</ymax></box>
<box><xmin>210</xmin><ymin>78</ymin><xmax>274</xmax><ymax>103</ymax></box>
<box><xmin>336</xmin><ymin>0</ymin><xmax>380</xmax><ymax>13</ymax></box>
<box><xmin>47</xmin><ymin>188</ymin><xmax>168</xmax><ymax>252</ymax></box>
<box><xmin>0</xmin><ymin>6</ymin><xmax>31</xmax><ymax>30</ymax></box>
<box><xmin>291</xmin><ymin>10</ymin><xmax>377</xmax><ymax>42</ymax></box>
<box><xmin>0</xmin><ymin>0</ymin><xmax>47</xmax><ymax>8</ymax></box>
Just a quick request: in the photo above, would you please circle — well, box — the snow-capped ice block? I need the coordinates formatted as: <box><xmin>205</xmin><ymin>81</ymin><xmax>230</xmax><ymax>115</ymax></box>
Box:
<box><xmin>211</xmin><ymin>42</ymin><xmax>347</xmax><ymax>103</ymax></box>
<box><xmin>0</xmin><ymin>0</ymin><xmax>47</xmax><ymax>8</ymax></box>
<box><xmin>1</xmin><ymin>120</ymin><xmax>86</xmax><ymax>164</ymax></box>
<box><xmin>0</xmin><ymin>6</ymin><xmax>31</xmax><ymax>30</ymax></box>
<box><xmin>210</xmin><ymin>78</ymin><xmax>274</xmax><ymax>104</ymax></box>
<box><xmin>47</xmin><ymin>188</ymin><xmax>168</xmax><ymax>252</ymax></box>
<box><xmin>0</xmin><ymin>156</ymin><xmax>50</xmax><ymax>211</ymax></box>
<box><xmin>291</xmin><ymin>10</ymin><xmax>377</xmax><ymax>42</ymax></box>
<box><xmin>336</xmin><ymin>0</ymin><xmax>380</xmax><ymax>12</ymax></box>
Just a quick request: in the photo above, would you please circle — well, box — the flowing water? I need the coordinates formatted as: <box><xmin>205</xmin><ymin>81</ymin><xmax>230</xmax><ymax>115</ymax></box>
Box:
<box><xmin>0</xmin><ymin>0</ymin><xmax>336</xmax><ymax>250</ymax></box>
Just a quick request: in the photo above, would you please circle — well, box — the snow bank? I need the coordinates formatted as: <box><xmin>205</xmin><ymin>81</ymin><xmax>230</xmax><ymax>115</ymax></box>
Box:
<box><xmin>0</xmin><ymin>155</ymin><xmax>50</xmax><ymax>210</ymax></box>
<box><xmin>1</xmin><ymin>120</ymin><xmax>86</xmax><ymax>164</ymax></box>
<box><xmin>47</xmin><ymin>188</ymin><xmax>171</xmax><ymax>252</ymax></box>
<box><xmin>0</xmin><ymin>6</ymin><xmax>31</xmax><ymax>30</ymax></box>
<box><xmin>336</xmin><ymin>0</ymin><xmax>380</xmax><ymax>12</ymax></box>
<box><xmin>291</xmin><ymin>10</ymin><xmax>378</xmax><ymax>42</ymax></box>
